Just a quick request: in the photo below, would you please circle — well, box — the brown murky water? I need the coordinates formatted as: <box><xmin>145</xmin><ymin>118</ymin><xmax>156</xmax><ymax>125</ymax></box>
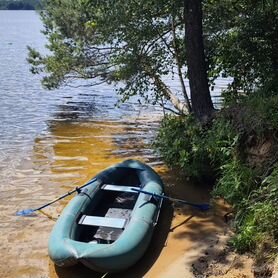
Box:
<box><xmin>1</xmin><ymin>112</ymin><xmax>234</xmax><ymax>278</ymax></box>
<box><xmin>1</xmin><ymin>116</ymin><xmax>163</xmax><ymax>278</ymax></box>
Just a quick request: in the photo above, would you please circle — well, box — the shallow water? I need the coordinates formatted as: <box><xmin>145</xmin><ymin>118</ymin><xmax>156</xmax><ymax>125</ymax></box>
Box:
<box><xmin>0</xmin><ymin>11</ymin><xmax>231</xmax><ymax>278</ymax></box>
<box><xmin>0</xmin><ymin>11</ymin><xmax>163</xmax><ymax>277</ymax></box>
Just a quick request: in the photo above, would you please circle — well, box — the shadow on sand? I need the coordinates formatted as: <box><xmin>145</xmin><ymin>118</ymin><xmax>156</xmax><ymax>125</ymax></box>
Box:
<box><xmin>51</xmin><ymin>201</ymin><xmax>174</xmax><ymax>278</ymax></box>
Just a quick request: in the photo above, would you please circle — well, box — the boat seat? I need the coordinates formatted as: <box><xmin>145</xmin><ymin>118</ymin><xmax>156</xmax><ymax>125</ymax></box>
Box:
<box><xmin>78</xmin><ymin>215</ymin><xmax>126</xmax><ymax>229</ymax></box>
<box><xmin>101</xmin><ymin>184</ymin><xmax>138</xmax><ymax>193</ymax></box>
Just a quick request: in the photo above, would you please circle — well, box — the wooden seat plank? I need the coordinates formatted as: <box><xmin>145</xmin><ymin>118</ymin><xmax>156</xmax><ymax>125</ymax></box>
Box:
<box><xmin>101</xmin><ymin>184</ymin><xmax>138</xmax><ymax>193</ymax></box>
<box><xmin>79</xmin><ymin>215</ymin><xmax>126</xmax><ymax>229</ymax></box>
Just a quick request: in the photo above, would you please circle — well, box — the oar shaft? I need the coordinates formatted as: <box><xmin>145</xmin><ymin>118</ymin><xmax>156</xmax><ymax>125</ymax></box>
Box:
<box><xmin>34</xmin><ymin>192</ymin><xmax>71</xmax><ymax>211</ymax></box>
<box><xmin>34</xmin><ymin>178</ymin><xmax>97</xmax><ymax>212</ymax></box>
<box><xmin>132</xmin><ymin>188</ymin><xmax>166</xmax><ymax>200</ymax></box>
<box><xmin>132</xmin><ymin>188</ymin><xmax>209</xmax><ymax>210</ymax></box>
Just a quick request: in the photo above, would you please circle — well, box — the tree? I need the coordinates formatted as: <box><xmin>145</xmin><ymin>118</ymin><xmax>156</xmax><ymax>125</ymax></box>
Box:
<box><xmin>203</xmin><ymin>0</ymin><xmax>278</xmax><ymax>95</ymax></box>
<box><xmin>29</xmin><ymin>0</ymin><xmax>215</xmax><ymax>119</ymax></box>
<box><xmin>185</xmin><ymin>0</ymin><xmax>214</xmax><ymax>121</ymax></box>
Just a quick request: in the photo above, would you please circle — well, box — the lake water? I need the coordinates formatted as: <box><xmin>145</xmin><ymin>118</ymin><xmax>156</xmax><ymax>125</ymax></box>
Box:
<box><xmin>0</xmin><ymin>10</ymin><xmax>164</xmax><ymax>277</ymax></box>
<box><xmin>0</xmin><ymin>11</ymin><xmax>226</xmax><ymax>278</ymax></box>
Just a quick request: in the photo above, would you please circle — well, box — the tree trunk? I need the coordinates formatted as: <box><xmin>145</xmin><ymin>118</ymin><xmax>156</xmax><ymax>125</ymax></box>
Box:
<box><xmin>184</xmin><ymin>0</ymin><xmax>214</xmax><ymax>121</ymax></box>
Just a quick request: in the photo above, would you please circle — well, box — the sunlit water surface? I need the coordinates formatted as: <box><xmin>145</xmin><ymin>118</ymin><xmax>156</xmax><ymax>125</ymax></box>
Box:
<box><xmin>0</xmin><ymin>11</ymin><xmax>229</xmax><ymax>278</ymax></box>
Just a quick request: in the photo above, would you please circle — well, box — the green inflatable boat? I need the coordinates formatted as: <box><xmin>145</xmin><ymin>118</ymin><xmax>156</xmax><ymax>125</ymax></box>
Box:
<box><xmin>48</xmin><ymin>159</ymin><xmax>164</xmax><ymax>273</ymax></box>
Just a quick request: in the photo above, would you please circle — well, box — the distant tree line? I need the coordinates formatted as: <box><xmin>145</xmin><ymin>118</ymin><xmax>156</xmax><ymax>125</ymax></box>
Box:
<box><xmin>0</xmin><ymin>0</ymin><xmax>41</xmax><ymax>10</ymax></box>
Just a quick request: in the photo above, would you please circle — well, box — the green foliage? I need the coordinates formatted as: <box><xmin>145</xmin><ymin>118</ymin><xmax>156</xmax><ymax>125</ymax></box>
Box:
<box><xmin>233</xmin><ymin>200</ymin><xmax>278</xmax><ymax>253</ymax></box>
<box><xmin>215</xmin><ymin>94</ymin><xmax>278</xmax><ymax>255</ymax></box>
<box><xmin>154</xmin><ymin>115</ymin><xmax>210</xmax><ymax>177</ymax></box>
<box><xmin>26</xmin><ymin>0</ymin><xmax>278</xmax><ymax>114</ymax></box>
<box><xmin>205</xmin><ymin>117</ymin><xmax>239</xmax><ymax>165</ymax></box>
<box><xmin>213</xmin><ymin>159</ymin><xmax>256</xmax><ymax>204</ymax></box>
<box><xmin>222</xmin><ymin>88</ymin><xmax>278</xmax><ymax>136</ymax></box>
<box><xmin>204</xmin><ymin>0</ymin><xmax>278</xmax><ymax>93</ymax></box>
<box><xmin>155</xmin><ymin>91</ymin><xmax>278</xmax><ymax>257</ymax></box>
<box><xmin>240</xmin><ymin>90</ymin><xmax>278</xmax><ymax>134</ymax></box>
<box><xmin>154</xmin><ymin>114</ymin><xmax>238</xmax><ymax>179</ymax></box>
<box><xmin>27</xmin><ymin>0</ymin><xmax>190</xmax><ymax>111</ymax></box>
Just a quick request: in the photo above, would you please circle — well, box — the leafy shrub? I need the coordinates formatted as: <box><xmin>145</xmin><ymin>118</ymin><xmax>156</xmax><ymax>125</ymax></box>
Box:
<box><xmin>154</xmin><ymin>114</ymin><xmax>238</xmax><ymax>180</ymax></box>
<box><xmin>233</xmin><ymin>201</ymin><xmax>278</xmax><ymax>254</ymax></box>
<box><xmin>154</xmin><ymin>115</ymin><xmax>210</xmax><ymax>178</ymax></box>
<box><xmin>155</xmin><ymin>90</ymin><xmax>278</xmax><ymax>259</ymax></box>
<box><xmin>223</xmin><ymin>88</ymin><xmax>278</xmax><ymax>136</ymax></box>
<box><xmin>213</xmin><ymin>159</ymin><xmax>256</xmax><ymax>205</ymax></box>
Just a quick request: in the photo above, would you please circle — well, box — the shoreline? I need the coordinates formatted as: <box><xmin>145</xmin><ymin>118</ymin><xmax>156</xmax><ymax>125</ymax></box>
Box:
<box><xmin>49</xmin><ymin>171</ymin><xmax>256</xmax><ymax>278</ymax></box>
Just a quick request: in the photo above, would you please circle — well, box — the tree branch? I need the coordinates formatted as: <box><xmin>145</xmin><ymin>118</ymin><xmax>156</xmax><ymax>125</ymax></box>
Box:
<box><xmin>152</xmin><ymin>74</ymin><xmax>189</xmax><ymax>115</ymax></box>
<box><xmin>142</xmin><ymin>21</ymin><xmax>183</xmax><ymax>56</ymax></box>
<box><xmin>171</xmin><ymin>15</ymin><xmax>192</xmax><ymax>111</ymax></box>
<box><xmin>159</xmin><ymin>102</ymin><xmax>182</xmax><ymax>115</ymax></box>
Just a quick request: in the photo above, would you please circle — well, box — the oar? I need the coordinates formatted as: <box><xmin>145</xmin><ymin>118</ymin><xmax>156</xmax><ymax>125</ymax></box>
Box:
<box><xmin>16</xmin><ymin>178</ymin><xmax>98</xmax><ymax>216</ymax></box>
<box><xmin>132</xmin><ymin>188</ymin><xmax>210</xmax><ymax>211</ymax></box>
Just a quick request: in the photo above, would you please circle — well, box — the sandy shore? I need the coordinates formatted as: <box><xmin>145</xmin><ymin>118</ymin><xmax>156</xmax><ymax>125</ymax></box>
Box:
<box><xmin>49</xmin><ymin>176</ymin><xmax>255</xmax><ymax>278</ymax></box>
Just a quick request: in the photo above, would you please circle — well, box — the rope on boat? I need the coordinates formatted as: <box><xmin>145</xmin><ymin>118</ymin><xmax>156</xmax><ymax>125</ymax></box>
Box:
<box><xmin>101</xmin><ymin>272</ymin><xmax>109</xmax><ymax>278</ymax></box>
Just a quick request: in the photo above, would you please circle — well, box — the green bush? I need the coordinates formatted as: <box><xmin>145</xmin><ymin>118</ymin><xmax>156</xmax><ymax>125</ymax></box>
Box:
<box><xmin>213</xmin><ymin>159</ymin><xmax>256</xmax><ymax>205</ymax></box>
<box><xmin>154</xmin><ymin>115</ymin><xmax>209</xmax><ymax>178</ymax></box>
<box><xmin>154</xmin><ymin>114</ymin><xmax>238</xmax><ymax>180</ymax></box>
<box><xmin>223</xmin><ymin>88</ymin><xmax>278</xmax><ymax>135</ymax></box>
<box><xmin>154</xmin><ymin>90</ymin><xmax>278</xmax><ymax>258</ymax></box>
<box><xmin>233</xmin><ymin>201</ymin><xmax>278</xmax><ymax>254</ymax></box>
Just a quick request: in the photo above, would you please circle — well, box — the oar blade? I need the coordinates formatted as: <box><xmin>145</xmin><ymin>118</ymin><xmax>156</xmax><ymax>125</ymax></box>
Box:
<box><xmin>197</xmin><ymin>204</ymin><xmax>210</xmax><ymax>211</ymax></box>
<box><xmin>176</xmin><ymin>200</ymin><xmax>210</xmax><ymax>211</ymax></box>
<box><xmin>16</xmin><ymin>209</ymin><xmax>36</xmax><ymax>216</ymax></box>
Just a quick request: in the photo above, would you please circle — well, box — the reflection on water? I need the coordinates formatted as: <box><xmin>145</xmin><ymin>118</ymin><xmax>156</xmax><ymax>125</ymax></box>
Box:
<box><xmin>35</xmin><ymin>118</ymin><xmax>161</xmax><ymax>186</ymax></box>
